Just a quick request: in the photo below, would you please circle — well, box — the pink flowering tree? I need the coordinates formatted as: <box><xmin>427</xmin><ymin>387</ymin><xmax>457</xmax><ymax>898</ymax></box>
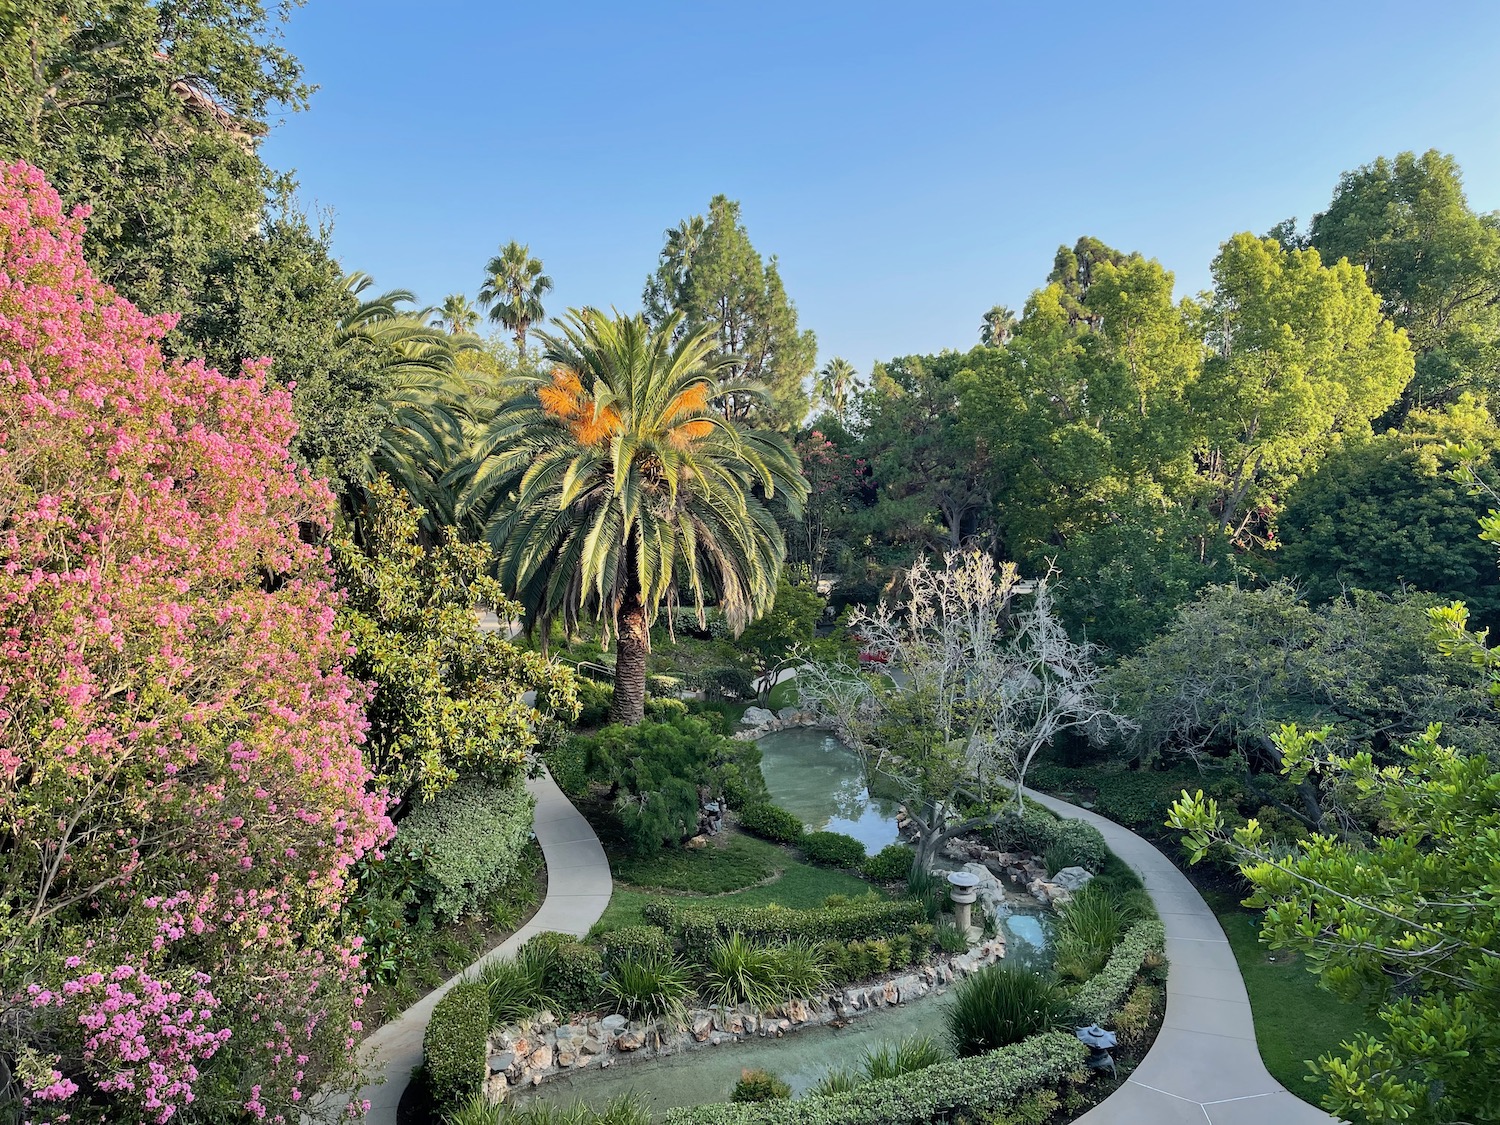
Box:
<box><xmin>0</xmin><ymin>163</ymin><xmax>393</xmax><ymax>1123</ymax></box>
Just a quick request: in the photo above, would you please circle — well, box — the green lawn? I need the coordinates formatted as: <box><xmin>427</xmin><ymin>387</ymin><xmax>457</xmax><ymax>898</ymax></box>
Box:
<box><xmin>593</xmin><ymin>830</ymin><xmax>878</xmax><ymax>934</ymax></box>
<box><xmin>1204</xmin><ymin>889</ymin><xmax>1377</xmax><ymax>1103</ymax></box>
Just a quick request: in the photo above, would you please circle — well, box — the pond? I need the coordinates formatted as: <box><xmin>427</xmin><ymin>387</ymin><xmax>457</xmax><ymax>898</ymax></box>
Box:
<box><xmin>754</xmin><ymin>727</ymin><xmax>902</xmax><ymax>852</ymax></box>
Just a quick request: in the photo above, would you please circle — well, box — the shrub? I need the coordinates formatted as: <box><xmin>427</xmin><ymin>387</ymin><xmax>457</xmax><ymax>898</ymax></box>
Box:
<box><xmin>1113</xmin><ymin>980</ymin><xmax>1162</xmax><ymax>1052</ymax></box>
<box><xmin>661</xmin><ymin>1031</ymin><xmax>1089</xmax><ymax>1125</ymax></box>
<box><xmin>947</xmin><ymin>964</ymin><xmax>1065</xmax><ymax>1057</ymax></box>
<box><xmin>702</xmin><ymin>666</ymin><xmax>756</xmax><ymax>702</ymax></box>
<box><xmin>904</xmin><ymin>865</ymin><xmax>947</xmax><ymax>921</ymax></box>
<box><xmin>1051</xmin><ymin>820</ymin><xmax>1108</xmax><ymax>873</ymax></box>
<box><xmin>447</xmin><ymin>1091</ymin><xmax>503</xmax><ymax>1125</ymax></box>
<box><xmin>600</xmin><ymin>925</ymin><xmax>672</xmax><ymax>969</ymax></box>
<box><xmin>480</xmin><ymin>944</ymin><xmax>555</xmax><ymax>1025</ymax></box>
<box><xmin>548</xmin><ymin>941</ymin><xmax>606</xmax><ymax>1014</ymax></box>
<box><xmin>603</xmin><ymin>954</ymin><xmax>693</xmax><ymax>1026</ymax></box>
<box><xmin>573</xmin><ymin>677</ymin><xmax>615</xmax><ymax>728</ymax></box>
<box><xmin>774</xmin><ymin>940</ymin><xmax>831</xmax><ymax>998</ymax></box>
<box><xmin>802</xmin><ymin>830</ymin><xmax>867</xmax><ymax>868</ymax></box>
<box><xmin>1053</xmin><ymin>881</ymin><xmax>1148</xmax><ymax>982</ymax></box>
<box><xmin>1066</xmin><ymin>920</ymin><xmax>1166</xmax><ymax>1024</ymax></box>
<box><xmin>701</xmin><ymin>933</ymin><xmax>785</xmax><ymax>1009</ymax></box>
<box><xmin>492</xmin><ymin>1095</ymin><xmax>653</xmax><ymax>1124</ymax></box>
<box><xmin>859</xmin><ymin>1035</ymin><xmax>947</xmax><ymax>1081</ymax></box>
<box><xmin>732</xmin><ymin>1069</ymin><xmax>791</xmax><ymax>1103</ymax></box>
<box><xmin>644</xmin><ymin>898</ymin><xmax>926</xmax><ymax>959</ymax></box>
<box><xmin>934</xmin><ymin>920</ymin><xmax>970</xmax><ymax>953</ymax></box>
<box><xmin>863</xmin><ymin>843</ymin><xmax>917</xmax><ymax>882</ymax></box>
<box><xmin>739</xmin><ymin>802</ymin><xmax>806</xmax><ymax>844</ymax></box>
<box><xmin>394</xmin><ymin>773</ymin><xmax>535</xmax><ymax>921</ymax></box>
<box><xmin>423</xmin><ymin>981</ymin><xmax>491</xmax><ymax>1111</ymax></box>
<box><xmin>646</xmin><ymin>696</ymin><xmax>690</xmax><ymax>721</ymax></box>
<box><xmin>993</xmin><ymin>806</ymin><xmax>1060</xmax><ymax>854</ymax></box>
<box><xmin>811</xmin><ymin>1069</ymin><xmax>859</xmax><ymax>1097</ymax></box>
<box><xmin>544</xmin><ymin>735</ymin><xmax>591</xmax><ymax>797</ymax></box>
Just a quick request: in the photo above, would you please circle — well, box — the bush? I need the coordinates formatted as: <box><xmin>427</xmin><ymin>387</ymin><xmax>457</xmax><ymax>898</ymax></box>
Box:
<box><xmin>863</xmin><ymin>843</ymin><xmax>917</xmax><ymax>882</ymax></box>
<box><xmin>544</xmin><ymin>736</ymin><xmax>591</xmax><ymax>797</ymax></box>
<box><xmin>603</xmin><ymin>953</ymin><xmax>693</xmax><ymax>1025</ymax></box>
<box><xmin>573</xmin><ymin>677</ymin><xmax>615</xmax><ymax>728</ymax></box>
<box><xmin>1053</xmin><ymin>881</ymin><xmax>1149</xmax><ymax>982</ymax></box>
<box><xmin>934</xmin><ymin>920</ymin><xmax>969</xmax><ymax>953</ymax></box>
<box><xmin>701</xmin><ymin>933</ymin><xmax>785</xmax><ymax>1009</ymax></box>
<box><xmin>947</xmin><ymin>964</ymin><xmax>1065</xmax><ymax>1057</ymax></box>
<box><xmin>423</xmin><ymin>980</ymin><xmax>491</xmax><ymax>1111</ymax></box>
<box><xmin>600</xmin><ymin>925</ymin><xmax>672</xmax><ymax>969</ymax></box>
<box><xmin>732</xmin><ymin>1069</ymin><xmax>791</xmax><ymax>1103</ymax></box>
<box><xmin>492</xmin><ymin>1095</ymin><xmax>654</xmax><ymax>1124</ymax></box>
<box><xmin>992</xmin><ymin>806</ymin><xmax>1059</xmax><ymax>854</ymax></box>
<box><xmin>702</xmin><ymin>666</ymin><xmax>756</xmax><ymax>702</ymax></box>
<box><xmin>645</xmin><ymin>696</ymin><xmax>690</xmax><ymax>721</ymax></box>
<box><xmin>802</xmin><ymin>830</ymin><xmax>867</xmax><ymax>868</ymax></box>
<box><xmin>1066</xmin><ymin>920</ymin><xmax>1166</xmax><ymax>1024</ymax></box>
<box><xmin>1051</xmin><ymin>820</ymin><xmax>1107</xmax><ymax>873</ymax></box>
<box><xmin>479</xmin><ymin>944</ymin><xmax>554</xmax><ymax>1025</ymax></box>
<box><xmin>394</xmin><ymin>774</ymin><xmax>535</xmax><ymax>922</ymax></box>
<box><xmin>549</xmin><ymin>941</ymin><xmax>606</xmax><ymax>1014</ymax></box>
<box><xmin>774</xmin><ymin>940</ymin><xmax>831</xmax><ymax>998</ymax></box>
<box><xmin>661</xmin><ymin>1031</ymin><xmax>1089</xmax><ymax>1125</ymax></box>
<box><xmin>859</xmin><ymin>1034</ymin><xmax>947</xmax><ymax>1081</ymax></box>
<box><xmin>905</xmin><ymin>865</ymin><xmax>947</xmax><ymax>921</ymax></box>
<box><xmin>644</xmin><ymin>898</ymin><xmax>927</xmax><ymax>960</ymax></box>
<box><xmin>738</xmin><ymin>802</ymin><xmax>806</xmax><ymax>844</ymax></box>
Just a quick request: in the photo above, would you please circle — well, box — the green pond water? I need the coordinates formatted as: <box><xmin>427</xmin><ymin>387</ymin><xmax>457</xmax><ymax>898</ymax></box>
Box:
<box><xmin>753</xmin><ymin>727</ymin><xmax>902</xmax><ymax>852</ymax></box>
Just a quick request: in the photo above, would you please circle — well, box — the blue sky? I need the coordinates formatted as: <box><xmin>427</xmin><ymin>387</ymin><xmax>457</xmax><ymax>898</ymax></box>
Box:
<box><xmin>262</xmin><ymin>0</ymin><xmax>1500</xmax><ymax>372</ymax></box>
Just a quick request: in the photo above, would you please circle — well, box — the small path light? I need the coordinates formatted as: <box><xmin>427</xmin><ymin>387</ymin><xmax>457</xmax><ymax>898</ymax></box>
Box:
<box><xmin>947</xmin><ymin>870</ymin><xmax>979</xmax><ymax>933</ymax></box>
<box><xmin>1075</xmin><ymin>1023</ymin><xmax>1118</xmax><ymax>1076</ymax></box>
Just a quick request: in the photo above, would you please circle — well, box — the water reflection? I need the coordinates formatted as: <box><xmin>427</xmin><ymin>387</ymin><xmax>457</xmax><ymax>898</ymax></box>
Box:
<box><xmin>754</xmin><ymin>728</ymin><xmax>902</xmax><ymax>851</ymax></box>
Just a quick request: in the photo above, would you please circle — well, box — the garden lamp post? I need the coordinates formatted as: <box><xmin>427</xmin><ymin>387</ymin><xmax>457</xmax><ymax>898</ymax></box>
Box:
<box><xmin>947</xmin><ymin>870</ymin><xmax>979</xmax><ymax>933</ymax></box>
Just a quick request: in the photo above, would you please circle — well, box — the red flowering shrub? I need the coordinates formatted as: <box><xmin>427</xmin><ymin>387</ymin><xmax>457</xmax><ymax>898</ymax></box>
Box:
<box><xmin>0</xmin><ymin>163</ymin><xmax>392</xmax><ymax>1123</ymax></box>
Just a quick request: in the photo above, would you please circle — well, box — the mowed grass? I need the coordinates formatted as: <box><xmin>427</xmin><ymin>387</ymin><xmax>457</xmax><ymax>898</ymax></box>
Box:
<box><xmin>1205</xmin><ymin>889</ymin><xmax>1377</xmax><ymax>1104</ymax></box>
<box><xmin>594</xmin><ymin>830</ymin><xmax>879</xmax><ymax>934</ymax></box>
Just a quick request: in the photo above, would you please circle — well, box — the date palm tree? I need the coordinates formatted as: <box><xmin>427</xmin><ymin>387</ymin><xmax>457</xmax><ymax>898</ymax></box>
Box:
<box><xmin>453</xmin><ymin>308</ymin><xmax>808</xmax><ymax>723</ymax></box>
<box><xmin>479</xmin><ymin>241</ymin><xmax>552</xmax><ymax>362</ymax></box>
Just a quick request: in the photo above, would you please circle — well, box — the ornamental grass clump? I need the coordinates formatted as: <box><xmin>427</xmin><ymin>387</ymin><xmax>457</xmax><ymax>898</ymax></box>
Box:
<box><xmin>480</xmin><ymin>944</ymin><xmax>556</xmax><ymax>1025</ymax></box>
<box><xmin>1052</xmin><ymin>880</ymin><xmax>1148</xmax><ymax>982</ymax></box>
<box><xmin>602</xmin><ymin>953</ymin><xmax>694</xmax><ymax>1026</ymax></box>
<box><xmin>947</xmin><ymin>963</ymin><xmax>1065</xmax><ymax>1057</ymax></box>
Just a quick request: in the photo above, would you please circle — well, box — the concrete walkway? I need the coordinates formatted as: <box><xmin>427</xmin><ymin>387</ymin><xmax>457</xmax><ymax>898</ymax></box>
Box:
<box><xmin>355</xmin><ymin>770</ymin><xmax>612</xmax><ymax>1124</ymax></box>
<box><xmin>1024</xmin><ymin>789</ymin><xmax>1342</xmax><ymax>1125</ymax></box>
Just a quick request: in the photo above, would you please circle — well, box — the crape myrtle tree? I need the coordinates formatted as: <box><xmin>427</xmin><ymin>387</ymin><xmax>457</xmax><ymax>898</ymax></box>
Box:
<box><xmin>453</xmin><ymin>309</ymin><xmax>808</xmax><ymax>725</ymax></box>
<box><xmin>801</xmin><ymin>552</ymin><xmax>1129</xmax><ymax>867</ymax></box>
<box><xmin>0</xmin><ymin>164</ymin><xmax>392</xmax><ymax>1123</ymax></box>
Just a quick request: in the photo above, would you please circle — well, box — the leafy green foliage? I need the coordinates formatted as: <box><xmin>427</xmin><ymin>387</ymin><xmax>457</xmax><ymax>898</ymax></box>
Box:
<box><xmin>602</xmin><ymin>953</ymin><xmax>693</xmax><ymax>1025</ymax></box>
<box><xmin>643</xmin><ymin>898</ymin><xmax>925</xmax><ymax>960</ymax></box>
<box><xmin>736</xmin><ymin>576</ymin><xmax>827</xmax><ymax>691</ymax></box>
<box><xmin>732</xmin><ymin>1069</ymin><xmax>792</xmax><ymax>1103</ymax></box>
<box><xmin>479</xmin><ymin>943</ymin><xmax>555</xmax><ymax>1026</ymax></box>
<box><xmin>700</xmin><ymin>933</ymin><xmax>789</xmax><ymax>1009</ymax></box>
<box><xmin>490</xmin><ymin>1095</ymin><xmax>653</xmax><ymax>1125</ymax></box>
<box><xmin>947</xmin><ymin>964</ymin><xmax>1065</xmax><ymax>1057</ymax></box>
<box><xmin>1062</xmin><ymin>919</ymin><xmax>1165</xmax><ymax>1025</ymax></box>
<box><xmin>423</xmin><ymin>981</ymin><xmax>492</xmax><ymax>1112</ymax></box>
<box><xmin>862</xmin><ymin>844</ymin><xmax>917</xmax><ymax>882</ymax></box>
<box><xmin>523</xmin><ymin>934</ymin><xmax>605</xmax><ymax>1015</ymax></box>
<box><xmin>801</xmin><ymin>831</ymin><xmax>867</xmax><ymax>868</ymax></box>
<box><xmin>739</xmin><ymin>802</ymin><xmax>807</xmax><ymax>844</ymax></box>
<box><xmin>386</xmin><ymin>774</ymin><xmax>535</xmax><ymax>922</ymax></box>
<box><xmin>1171</xmin><ymin>723</ymin><xmax>1500</xmax><ymax>1125</ymax></box>
<box><xmin>599</xmin><ymin>926</ymin><xmax>673</xmax><ymax>969</ymax></box>
<box><xmin>814</xmin><ymin>1035</ymin><xmax>947</xmax><ymax>1097</ymax></box>
<box><xmin>1052</xmin><ymin>882</ymin><xmax>1150</xmax><ymax>982</ymax></box>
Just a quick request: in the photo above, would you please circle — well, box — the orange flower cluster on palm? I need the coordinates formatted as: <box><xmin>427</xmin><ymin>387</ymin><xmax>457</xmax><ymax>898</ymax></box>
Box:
<box><xmin>539</xmin><ymin>366</ymin><xmax>718</xmax><ymax>450</ymax></box>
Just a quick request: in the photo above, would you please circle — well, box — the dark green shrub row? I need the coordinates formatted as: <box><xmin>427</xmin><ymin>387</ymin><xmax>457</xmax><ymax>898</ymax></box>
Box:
<box><xmin>738</xmin><ymin>802</ymin><xmax>806</xmax><ymax>843</ymax></box>
<box><xmin>644</xmin><ymin>898</ymin><xmax>927</xmax><ymax>960</ymax></box>
<box><xmin>661</xmin><ymin>1031</ymin><xmax>1089</xmax><ymax>1125</ymax></box>
<box><xmin>392</xmin><ymin>773</ymin><xmax>535</xmax><ymax>921</ymax></box>
<box><xmin>993</xmin><ymin>807</ymin><xmax>1107</xmax><ymax>873</ymax></box>
<box><xmin>1066</xmin><ymin>919</ymin><xmax>1166</xmax><ymax>1023</ymax></box>
<box><xmin>599</xmin><ymin>925</ymin><xmax>673</xmax><ymax>969</ymax></box>
<box><xmin>422</xmin><ymin>980</ymin><xmax>491</xmax><ymax>1112</ymax></box>
<box><xmin>801</xmin><ymin>830</ymin><xmax>866</xmax><ymax>868</ymax></box>
<box><xmin>819</xmin><ymin>928</ymin><xmax>930</xmax><ymax>983</ymax></box>
<box><xmin>862</xmin><ymin>843</ymin><xmax>916</xmax><ymax>882</ymax></box>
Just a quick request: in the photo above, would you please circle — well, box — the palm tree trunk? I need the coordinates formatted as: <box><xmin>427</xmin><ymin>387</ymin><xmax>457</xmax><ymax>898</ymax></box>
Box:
<box><xmin>610</xmin><ymin>582</ymin><xmax>649</xmax><ymax>726</ymax></box>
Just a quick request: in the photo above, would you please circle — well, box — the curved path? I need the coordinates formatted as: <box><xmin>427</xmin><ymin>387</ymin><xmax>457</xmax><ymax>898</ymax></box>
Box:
<box><xmin>356</xmin><ymin>769</ymin><xmax>612</xmax><ymax>1125</ymax></box>
<box><xmin>1024</xmin><ymin>789</ymin><xmax>1342</xmax><ymax>1125</ymax></box>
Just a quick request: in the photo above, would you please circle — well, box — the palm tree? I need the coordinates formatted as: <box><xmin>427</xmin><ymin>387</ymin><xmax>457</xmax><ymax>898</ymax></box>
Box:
<box><xmin>814</xmin><ymin>357</ymin><xmax>861</xmax><ymax>420</ymax></box>
<box><xmin>980</xmin><ymin>305</ymin><xmax>1017</xmax><ymax>347</ymax></box>
<box><xmin>433</xmin><ymin>293</ymin><xmax>480</xmax><ymax>335</ymax></box>
<box><xmin>453</xmin><ymin>309</ymin><xmax>808</xmax><ymax>724</ymax></box>
<box><xmin>478</xmin><ymin>241</ymin><xmax>552</xmax><ymax>362</ymax></box>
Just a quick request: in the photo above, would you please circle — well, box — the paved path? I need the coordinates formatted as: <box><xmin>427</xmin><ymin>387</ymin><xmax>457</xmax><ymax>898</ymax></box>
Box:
<box><xmin>355</xmin><ymin>770</ymin><xmax>611</xmax><ymax>1124</ymax></box>
<box><xmin>1024</xmin><ymin>789</ymin><xmax>1342</xmax><ymax>1125</ymax></box>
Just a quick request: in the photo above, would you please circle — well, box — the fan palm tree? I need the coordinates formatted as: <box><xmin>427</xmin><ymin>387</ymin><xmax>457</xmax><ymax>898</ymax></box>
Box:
<box><xmin>980</xmin><ymin>304</ymin><xmax>1017</xmax><ymax>347</ymax></box>
<box><xmin>814</xmin><ymin>357</ymin><xmax>861</xmax><ymax>421</ymax></box>
<box><xmin>478</xmin><ymin>241</ymin><xmax>552</xmax><ymax>362</ymax></box>
<box><xmin>433</xmin><ymin>293</ymin><xmax>480</xmax><ymax>335</ymax></box>
<box><xmin>452</xmin><ymin>309</ymin><xmax>808</xmax><ymax>723</ymax></box>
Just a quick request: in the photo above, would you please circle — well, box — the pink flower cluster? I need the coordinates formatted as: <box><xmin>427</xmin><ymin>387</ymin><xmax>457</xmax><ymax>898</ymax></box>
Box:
<box><xmin>0</xmin><ymin>163</ymin><xmax>393</xmax><ymax>1122</ymax></box>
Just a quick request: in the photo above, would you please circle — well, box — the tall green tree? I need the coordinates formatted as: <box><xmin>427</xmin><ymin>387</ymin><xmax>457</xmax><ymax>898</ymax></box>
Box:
<box><xmin>455</xmin><ymin>310</ymin><xmax>808</xmax><ymax>724</ymax></box>
<box><xmin>643</xmin><ymin>194</ymin><xmax>817</xmax><ymax>429</ymax></box>
<box><xmin>1307</xmin><ymin>150</ymin><xmax>1500</xmax><ymax>410</ymax></box>
<box><xmin>434</xmin><ymin>292</ymin><xmax>480</xmax><ymax>335</ymax></box>
<box><xmin>479</xmin><ymin>240</ymin><xmax>552</xmax><ymax>362</ymax></box>
<box><xmin>814</xmin><ymin>356</ymin><xmax>861</xmax><ymax>421</ymax></box>
<box><xmin>0</xmin><ymin>0</ymin><xmax>308</xmax><ymax>316</ymax></box>
<box><xmin>979</xmin><ymin>303</ymin><xmax>1016</xmax><ymax>346</ymax></box>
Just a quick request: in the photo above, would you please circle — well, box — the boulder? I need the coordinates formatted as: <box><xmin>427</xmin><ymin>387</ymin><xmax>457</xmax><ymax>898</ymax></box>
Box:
<box><xmin>742</xmin><ymin>1014</ymin><xmax>758</xmax><ymax>1035</ymax></box>
<box><xmin>686</xmin><ymin>834</ymin><xmax>709</xmax><ymax>850</ymax></box>
<box><xmin>527</xmin><ymin>1044</ymin><xmax>553</xmax><ymax>1071</ymax></box>
<box><xmin>691</xmin><ymin>1013</ymin><xmax>714</xmax><ymax>1042</ymax></box>
<box><xmin>615</xmin><ymin>1027</ymin><xmax>645</xmax><ymax>1052</ymax></box>
<box><xmin>581</xmin><ymin>1038</ymin><xmax>604</xmax><ymax>1056</ymax></box>
<box><xmin>784</xmin><ymin>998</ymin><xmax>809</xmax><ymax>1024</ymax></box>
<box><xmin>488</xmin><ymin>1051</ymin><xmax>515</xmax><ymax>1075</ymax></box>
<box><xmin>741</xmin><ymin>706</ymin><xmax>776</xmax><ymax>726</ymax></box>
<box><xmin>1052</xmin><ymin>866</ymin><xmax>1094</xmax><ymax>892</ymax></box>
<box><xmin>555</xmin><ymin>1046</ymin><xmax>577</xmax><ymax>1068</ymax></box>
<box><xmin>600</xmin><ymin>1014</ymin><xmax>629</xmax><ymax>1034</ymax></box>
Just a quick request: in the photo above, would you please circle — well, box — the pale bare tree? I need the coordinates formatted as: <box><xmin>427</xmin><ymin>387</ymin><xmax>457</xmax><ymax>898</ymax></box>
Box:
<box><xmin>800</xmin><ymin>551</ymin><xmax>1130</xmax><ymax>866</ymax></box>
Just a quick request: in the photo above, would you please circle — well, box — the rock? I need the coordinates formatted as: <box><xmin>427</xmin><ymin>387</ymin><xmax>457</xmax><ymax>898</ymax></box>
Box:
<box><xmin>776</xmin><ymin>1019</ymin><xmax>791</xmax><ymax>1034</ymax></box>
<box><xmin>882</xmin><ymin>980</ymin><xmax>899</xmax><ymax>1006</ymax></box>
<box><xmin>686</xmin><ymin>834</ymin><xmax>709</xmax><ymax>849</ymax></box>
<box><xmin>484</xmin><ymin>1073</ymin><xmax>509</xmax><ymax>1101</ymax></box>
<box><xmin>488</xmin><ymin>1051</ymin><xmax>515</xmax><ymax>1075</ymax></box>
<box><xmin>527</xmin><ymin>1044</ymin><xmax>553</xmax><ymax>1071</ymax></box>
<box><xmin>555</xmin><ymin>1046</ymin><xmax>577</xmax><ymax>1068</ymax></box>
<box><xmin>691</xmin><ymin>1013</ymin><xmax>714</xmax><ymax>1042</ymax></box>
<box><xmin>899</xmin><ymin>978</ymin><xmax>930</xmax><ymax>1003</ymax></box>
<box><xmin>616</xmin><ymin>1028</ymin><xmax>645</xmax><ymax>1051</ymax></box>
<box><xmin>1052</xmin><ymin>866</ymin><xmax>1094</xmax><ymax>892</ymax></box>
<box><xmin>581</xmin><ymin>1038</ymin><xmax>604</xmax><ymax>1056</ymax></box>
<box><xmin>600</xmin><ymin>1014</ymin><xmax>628</xmax><ymax>1034</ymax></box>
<box><xmin>741</xmin><ymin>706</ymin><xmax>776</xmax><ymax>726</ymax></box>
<box><xmin>556</xmin><ymin>1023</ymin><xmax>586</xmax><ymax>1041</ymax></box>
<box><xmin>742</xmin><ymin>1014</ymin><xmax>758</xmax><ymax>1034</ymax></box>
<box><xmin>714</xmin><ymin>1011</ymin><xmax>744</xmax><ymax>1034</ymax></box>
<box><xmin>784</xmin><ymin>998</ymin><xmax>808</xmax><ymax>1023</ymax></box>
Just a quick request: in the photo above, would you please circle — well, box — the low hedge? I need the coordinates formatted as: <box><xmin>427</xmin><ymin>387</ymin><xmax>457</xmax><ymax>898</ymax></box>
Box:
<box><xmin>1066</xmin><ymin>919</ymin><xmax>1166</xmax><ymax>1023</ymax></box>
<box><xmin>662</xmin><ymin>1031</ymin><xmax>1088</xmax><ymax>1125</ymax></box>
<box><xmin>422</xmin><ymin>980</ymin><xmax>491</xmax><ymax>1111</ymax></box>
<box><xmin>861</xmin><ymin>843</ymin><xmax>916</xmax><ymax>882</ymax></box>
<box><xmin>600</xmin><ymin>925</ymin><xmax>673</xmax><ymax>968</ymax></box>
<box><xmin>801</xmin><ymin>830</ymin><xmax>866</xmax><ymax>868</ymax></box>
<box><xmin>524</xmin><ymin>932</ymin><xmax>605</xmax><ymax>1012</ymax></box>
<box><xmin>644</xmin><ymin>898</ymin><xmax>927</xmax><ymax>961</ymax></box>
<box><xmin>739</xmin><ymin>802</ymin><xmax>806</xmax><ymax>844</ymax></box>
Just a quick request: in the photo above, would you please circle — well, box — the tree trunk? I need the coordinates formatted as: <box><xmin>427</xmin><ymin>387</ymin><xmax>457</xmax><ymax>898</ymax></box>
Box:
<box><xmin>610</xmin><ymin>585</ymin><xmax>649</xmax><ymax>725</ymax></box>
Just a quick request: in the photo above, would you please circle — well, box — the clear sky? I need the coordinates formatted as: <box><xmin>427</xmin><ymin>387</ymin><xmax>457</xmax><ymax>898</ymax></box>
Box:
<box><xmin>262</xmin><ymin>0</ymin><xmax>1500</xmax><ymax>373</ymax></box>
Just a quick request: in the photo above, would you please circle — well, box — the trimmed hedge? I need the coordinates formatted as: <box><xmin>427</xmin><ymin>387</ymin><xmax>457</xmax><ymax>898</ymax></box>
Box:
<box><xmin>801</xmin><ymin>830</ymin><xmax>866</xmax><ymax>868</ymax></box>
<box><xmin>644</xmin><ymin>898</ymin><xmax>927</xmax><ymax>961</ymax></box>
<box><xmin>392</xmin><ymin>773</ymin><xmax>534</xmax><ymax>921</ymax></box>
<box><xmin>739</xmin><ymin>802</ymin><xmax>806</xmax><ymax>844</ymax></box>
<box><xmin>862</xmin><ymin>843</ymin><xmax>916</xmax><ymax>882</ymax></box>
<box><xmin>422</xmin><ymin>980</ymin><xmax>491</xmax><ymax>1111</ymax></box>
<box><xmin>524</xmin><ymin>932</ymin><xmax>605</xmax><ymax>1012</ymax></box>
<box><xmin>1066</xmin><ymin>919</ymin><xmax>1166</xmax><ymax>1023</ymax></box>
<box><xmin>662</xmin><ymin>1031</ymin><xmax>1088</xmax><ymax>1125</ymax></box>
<box><xmin>600</xmin><ymin>925</ymin><xmax>673</xmax><ymax>969</ymax></box>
